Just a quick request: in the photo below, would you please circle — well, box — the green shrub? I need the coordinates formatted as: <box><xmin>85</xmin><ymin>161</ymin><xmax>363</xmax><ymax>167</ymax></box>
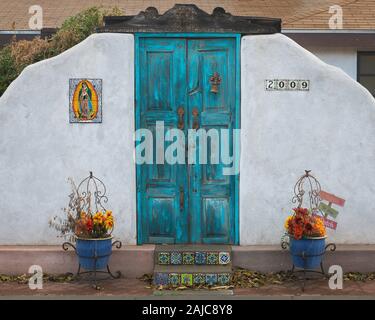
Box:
<box><xmin>0</xmin><ymin>6</ymin><xmax>123</xmax><ymax>97</ymax></box>
<box><xmin>0</xmin><ymin>46</ymin><xmax>18</xmax><ymax>96</ymax></box>
<box><xmin>48</xmin><ymin>6</ymin><xmax>121</xmax><ymax>55</ymax></box>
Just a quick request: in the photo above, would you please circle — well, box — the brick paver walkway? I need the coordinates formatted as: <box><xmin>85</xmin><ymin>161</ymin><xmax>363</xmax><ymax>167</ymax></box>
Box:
<box><xmin>1</xmin><ymin>278</ymin><xmax>375</xmax><ymax>298</ymax></box>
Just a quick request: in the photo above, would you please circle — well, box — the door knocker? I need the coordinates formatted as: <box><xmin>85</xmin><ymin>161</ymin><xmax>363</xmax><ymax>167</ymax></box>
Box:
<box><xmin>177</xmin><ymin>106</ymin><xmax>185</xmax><ymax>129</ymax></box>
<box><xmin>192</xmin><ymin>107</ymin><xmax>199</xmax><ymax>130</ymax></box>
<box><xmin>209</xmin><ymin>72</ymin><xmax>221</xmax><ymax>94</ymax></box>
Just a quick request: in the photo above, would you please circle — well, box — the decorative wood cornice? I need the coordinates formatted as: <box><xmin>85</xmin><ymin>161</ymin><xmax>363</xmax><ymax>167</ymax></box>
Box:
<box><xmin>98</xmin><ymin>4</ymin><xmax>281</xmax><ymax>34</ymax></box>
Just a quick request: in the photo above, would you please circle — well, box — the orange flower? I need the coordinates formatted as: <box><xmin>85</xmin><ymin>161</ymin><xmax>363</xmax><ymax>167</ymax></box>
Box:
<box><xmin>86</xmin><ymin>218</ymin><xmax>93</xmax><ymax>232</ymax></box>
<box><xmin>285</xmin><ymin>207</ymin><xmax>326</xmax><ymax>239</ymax></box>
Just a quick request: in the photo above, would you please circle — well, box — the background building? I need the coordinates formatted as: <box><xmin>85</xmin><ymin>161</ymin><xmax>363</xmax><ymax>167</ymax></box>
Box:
<box><xmin>1</xmin><ymin>0</ymin><xmax>375</xmax><ymax>95</ymax></box>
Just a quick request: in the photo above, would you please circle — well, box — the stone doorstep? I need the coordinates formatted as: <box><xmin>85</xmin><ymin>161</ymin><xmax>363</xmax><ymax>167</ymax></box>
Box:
<box><xmin>155</xmin><ymin>245</ymin><xmax>232</xmax><ymax>266</ymax></box>
<box><xmin>155</xmin><ymin>245</ymin><xmax>232</xmax><ymax>252</ymax></box>
<box><xmin>154</xmin><ymin>272</ymin><xmax>232</xmax><ymax>286</ymax></box>
<box><xmin>153</xmin><ymin>265</ymin><xmax>233</xmax><ymax>286</ymax></box>
<box><xmin>1</xmin><ymin>245</ymin><xmax>375</xmax><ymax>277</ymax></box>
<box><xmin>153</xmin><ymin>289</ymin><xmax>234</xmax><ymax>296</ymax></box>
<box><xmin>153</xmin><ymin>245</ymin><xmax>233</xmax><ymax>285</ymax></box>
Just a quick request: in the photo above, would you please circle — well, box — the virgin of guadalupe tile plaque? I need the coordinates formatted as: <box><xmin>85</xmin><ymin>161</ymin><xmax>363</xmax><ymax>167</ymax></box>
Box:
<box><xmin>69</xmin><ymin>79</ymin><xmax>102</xmax><ymax>123</ymax></box>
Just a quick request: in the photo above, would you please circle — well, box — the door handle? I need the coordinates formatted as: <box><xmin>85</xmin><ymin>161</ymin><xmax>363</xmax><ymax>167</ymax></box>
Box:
<box><xmin>179</xmin><ymin>186</ymin><xmax>184</xmax><ymax>212</ymax></box>
<box><xmin>177</xmin><ymin>107</ymin><xmax>184</xmax><ymax>130</ymax></box>
<box><xmin>192</xmin><ymin>107</ymin><xmax>199</xmax><ymax>130</ymax></box>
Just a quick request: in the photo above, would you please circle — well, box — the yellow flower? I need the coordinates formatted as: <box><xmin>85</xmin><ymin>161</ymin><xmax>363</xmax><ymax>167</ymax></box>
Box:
<box><xmin>105</xmin><ymin>219</ymin><xmax>114</xmax><ymax>229</ymax></box>
<box><xmin>93</xmin><ymin>211</ymin><xmax>104</xmax><ymax>224</ymax></box>
<box><xmin>105</xmin><ymin>210</ymin><xmax>112</xmax><ymax>217</ymax></box>
<box><xmin>284</xmin><ymin>216</ymin><xmax>293</xmax><ymax>230</ymax></box>
<box><xmin>313</xmin><ymin>217</ymin><xmax>326</xmax><ymax>236</ymax></box>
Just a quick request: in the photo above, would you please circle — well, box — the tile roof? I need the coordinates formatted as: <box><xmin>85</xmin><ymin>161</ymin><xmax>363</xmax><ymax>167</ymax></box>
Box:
<box><xmin>0</xmin><ymin>0</ymin><xmax>373</xmax><ymax>31</ymax></box>
<box><xmin>286</xmin><ymin>0</ymin><xmax>375</xmax><ymax>29</ymax></box>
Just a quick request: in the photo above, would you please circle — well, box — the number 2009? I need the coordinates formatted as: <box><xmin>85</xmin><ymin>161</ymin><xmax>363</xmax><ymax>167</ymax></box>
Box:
<box><xmin>265</xmin><ymin>79</ymin><xmax>309</xmax><ymax>91</ymax></box>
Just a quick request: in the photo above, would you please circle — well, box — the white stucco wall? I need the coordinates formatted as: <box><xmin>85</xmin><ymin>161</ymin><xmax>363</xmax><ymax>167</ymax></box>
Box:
<box><xmin>0</xmin><ymin>33</ymin><xmax>136</xmax><ymax>244</ymax></box>
<box><xmin>1</xmin><ymin>33</ymin><xmax>375</xmax><ymax>245</ymax></box>
<box><xmin>307</xmin><ymin>46</ymin><xmax>357</xmax><ymax>80</ymax></box>
<box><xmin>241</xmin><ymin>34</ymin><xmax>375</xmax><ymax>244</ymax></box>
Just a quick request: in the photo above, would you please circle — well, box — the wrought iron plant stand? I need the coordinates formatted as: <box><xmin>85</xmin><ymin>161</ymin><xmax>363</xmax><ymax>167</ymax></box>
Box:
<box><xmin>62</xmin><ymin>172</ymin><xmax>122</xmax><ymax>287</ymax></box>
<box><xmin>281</xmin><ymin>170</ymin><xmax>336</xmax><ymax>291</ymax></box>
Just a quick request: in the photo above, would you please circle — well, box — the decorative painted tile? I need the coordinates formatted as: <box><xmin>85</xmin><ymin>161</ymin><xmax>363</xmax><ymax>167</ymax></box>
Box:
<box><xmin>205</xmin><ymin>273</ymin><xmax>218</xmax><ymax>286</ymax></box>
<box><xmin>183</xmin><ymin>252</ymin><xmax>195</xmax><ymax>265</ymax></box>
<box><xmin>181</xmin><ymin>273</ymin><xmax>193</xmax><ymax>286</ymax></box>
<box><xmin>158</xmin><ymin>252</ymin><xmax>170</xmax><ymax>265</ymax></box>
<box><xmin>154</xmin><ymin>273</ymin><xmax>168</xmax><ymax>286</ymax></box>
<box><xmin>69</xmin><ymin>78</ymin><xmax>102</xmax><ymax>123</ymax></box>
<box><xmin>195</xmin><ymin>252</ymin><xmax>207</xmax><ymax>265</ymax></box>
<box><xmin>193</xmin><ymin>273</ymin><xmax>206</xmax><ymax>285</ymax></box>
<box><xmin>219</xmin><ymin>252</ymin><xmax>231</xmax><ymax>265</ymax></box>
<box><xmin>168</xmin><ymin>273</ymin><xmax>180</xmax><ymax>286</ymax></box>
<box><xmin>170</xmin><ymin>252</ymin><xmax>182</xmax><ymax>265</ymax></box>
<box><xmin>207</xmin><ymin>252</ymin><xmax>219</xmax><ymax>265</ymax></box>
<box><xmin>217</xmin><ymin>273</ymin><xmax>231</xmax><ymax>285</ymax></box>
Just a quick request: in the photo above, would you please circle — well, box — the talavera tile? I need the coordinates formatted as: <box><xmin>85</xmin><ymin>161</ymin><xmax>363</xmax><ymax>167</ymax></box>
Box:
<box><xmin>205</xmin><ymin>273</ymin><xmax>218</xmax><ymax>286</ymax></box>
<box><xmin>193</xmin><ymin>273</ymin><xmax>205</xmax><ymax>285</ymax></box>
<box><xmin>207</xmin><ymin>252</ymin><xmax>219</xmax><ymax>265</ymax></box>
<box><xmin>195</xmin><ymin>252</ymin><xmax>207</xmax><ymax>265</ymax></box>
<box><xmin>217</xmin><ymin>273</ymin><xmax>231</xmax><ymax>285</ymax></box>
<box><xmin>158</xmin><ymin>252</ymin><xmax>170</xmax><ymax>265</ymax></box>
<box><xmin>183</xmin><ymin>252</ymin><xmax>195</xmax><ymax>265</ymax></box>
<box><xmin>219</xmin><ymin>252</ymin><xmax>231</xmax><ymax>265</ymax></box>
<box><xmin>170</xmin><ymin>252</ymin><xmax>182</xmax><ymax>265</ymax></box>
<box><xmin>181</xmin><ymin>273</ymin><xmax>193</xmax><ymax>286</ymax></box>
<box><xmin>168</xmin><ymin>273</ymin><xmax>180</xmax><ymax>286</ymax></box>
<box><xmin>154</xmin><ymin>273</ymin><xmax>168</xmax><ymax>285</ymax></box>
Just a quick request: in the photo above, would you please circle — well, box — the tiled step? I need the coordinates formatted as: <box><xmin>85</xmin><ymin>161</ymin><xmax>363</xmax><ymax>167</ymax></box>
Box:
<box><xmin>155</xmin><ymin>264</ymin><xmax>232</xmax><ymax>274</ymax></box>
<box><xmin>155</xmin><ymin>245</ymin><xmax>231</xmax><ymax>266</ymax></box>
<box><xmin>154</xmin><ymin>266</ymin><xmax>232</xmax><ymax>286</ymax></box>
<box><xmin>153</xmin><ymin>245</ymin><xmax>233</xmax><ymax>286</ymax></box>
<box><xmin>155</xmin><ymin>245</ymin><xmax>232</xmax><ymax>251</ymax></box>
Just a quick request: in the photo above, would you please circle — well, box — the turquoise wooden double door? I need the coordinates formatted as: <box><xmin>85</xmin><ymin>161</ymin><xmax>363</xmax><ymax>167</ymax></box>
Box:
<box><xmin>136</xmin><ymin>35</ymin><xmax>239</xmax><ymax>244</ymax></box>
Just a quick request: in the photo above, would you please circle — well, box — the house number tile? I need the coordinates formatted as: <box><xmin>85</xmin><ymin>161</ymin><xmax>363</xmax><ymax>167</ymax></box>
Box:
<box><xmin>265</xmin><ymin>79</ymin><xmax>310</xmax><ymax>91</ymax></box>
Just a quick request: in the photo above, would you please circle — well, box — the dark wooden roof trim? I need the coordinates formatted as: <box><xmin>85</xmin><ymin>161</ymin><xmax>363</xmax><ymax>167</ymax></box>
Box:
<box><xmin>97</xmin><ymin>4</ymin><xmax>281</xmax><ymax>34</ymax></box>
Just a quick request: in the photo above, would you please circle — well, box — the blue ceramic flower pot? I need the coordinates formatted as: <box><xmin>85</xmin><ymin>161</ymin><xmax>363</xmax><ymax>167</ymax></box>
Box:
<box><xmin>76</xmin><ymin>237</ymin><xmax>112</xmax><ymax>270</ymax></box>
<box><xmin>290</xmin><ymin>236</ymin><xmax>326</xmax><ymax>269</ymax></box>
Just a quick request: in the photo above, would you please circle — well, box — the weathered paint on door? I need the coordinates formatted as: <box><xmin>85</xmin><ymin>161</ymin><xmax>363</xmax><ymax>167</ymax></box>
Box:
<box><xmin>136</xmin><ymin>35</ymin><xmax>239</xmax><ymax>244</ymax></box>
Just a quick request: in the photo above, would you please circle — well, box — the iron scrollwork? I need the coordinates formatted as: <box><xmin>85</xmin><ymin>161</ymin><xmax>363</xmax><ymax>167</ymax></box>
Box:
<box><xmin>62</xmin><ymin>242</ymin><xmax>76</xmax><ymax>252</ymax></box>
<box><xmin>281</xmin><ymin>170</ymin><xmax>337</xmax><ymax>291</ymax></box>
<box><xmin>74</xmin><ymin>171</ymin><xmax>108</xmax><ymax>214</ymax></box>
<box><xmin>62</xmin><ymin>172</ymin><xmax>122</xmax><ymax>288</ymax></box>
<box><xmin>292</xmin><ymin>170</ymin><xmax>322</xmax><ymax>213</ymax></box>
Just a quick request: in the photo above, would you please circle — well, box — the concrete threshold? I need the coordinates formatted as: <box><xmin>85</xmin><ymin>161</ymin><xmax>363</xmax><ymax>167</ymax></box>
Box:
<box><xmin>0</xmin><ymin>244</ymin><xmax>374</xmax><ymax>277</ymax></box>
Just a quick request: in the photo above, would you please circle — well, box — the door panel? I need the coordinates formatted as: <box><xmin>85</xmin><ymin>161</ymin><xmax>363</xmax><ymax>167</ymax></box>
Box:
<box><xmin>137</xmin><ymin>37</ymin><xmax>238</xmax><ymax>244</ymax></box>
<box><xmin>138</xmin><ymin>38</ymin><xmax>188</xmax><ymax>244</ymax></box>
<box><xmin>187</xmin><ymin>39</ymin><xmax>236</xmax><ymax>244</ymax></box>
